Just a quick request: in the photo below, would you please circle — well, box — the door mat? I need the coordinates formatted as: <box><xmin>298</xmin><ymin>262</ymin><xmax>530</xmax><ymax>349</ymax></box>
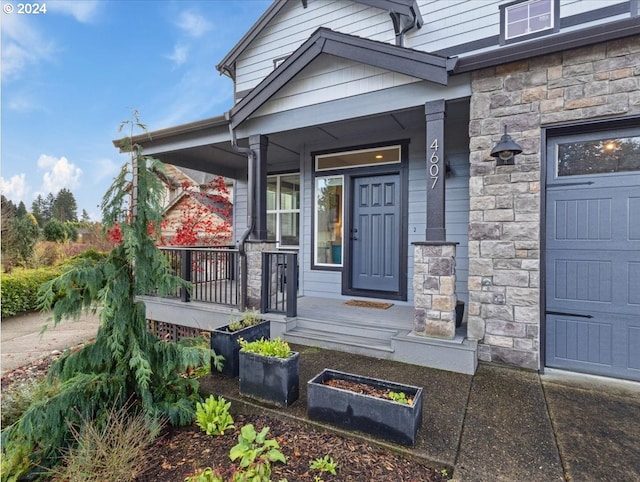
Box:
<box><xmin>344</xmin><ymin>300</ymin><xmax>394</xmax><ymax>309</ymax></box>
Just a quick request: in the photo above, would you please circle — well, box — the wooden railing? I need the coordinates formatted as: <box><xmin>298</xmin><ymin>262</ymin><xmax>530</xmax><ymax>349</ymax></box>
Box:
<box><xmin>261</xmin><ymin>251</ymin><xmax>298</xmax><ymax>317</ymax></box>
<box><xmin>159</xmin><ymin>247</ymin><xmax>240</xmax><ymax>307</ymax></box>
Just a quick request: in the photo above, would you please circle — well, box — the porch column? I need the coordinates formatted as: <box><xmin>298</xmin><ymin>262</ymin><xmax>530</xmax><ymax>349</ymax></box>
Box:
<box><xmin>244</xmin><ymin>240</ymin><xmax>277</xmax><ymax>309</ymax></box>
<box><xmin>249</xmin><ymin>134</ymin><xmax>268</xmax><ymax>241</ymax></box>
<box><xmin>425</xmin><ymin>99</ymin><xmax>446</xmax><ymax>241</ymax></box>
<box><xmin>413</xmin><ymin>242</ymin><xmax>458</xmax><ymax>339</ymax></box>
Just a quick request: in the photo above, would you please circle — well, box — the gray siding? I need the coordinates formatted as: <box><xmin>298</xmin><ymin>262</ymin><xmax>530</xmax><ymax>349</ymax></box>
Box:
<box><xmin>407</xmin><ymin>135</ymin><xmax>470</xmax><ymax>304</ymax></box>
<box><xmin>233</xmin><ymin>178</ymin><xmax>248</xmax><ymax>245</ymax></box>
<box><xmin>296</xmin><ymin>124</ymin><xmax>469</xmax><ymax>305</ymax></box>
<box><xmin>237</xmin><ymin>0</ymin><xmax>393</xmax><ymax>93</ymax></box>
<box><xmin>235</xmin><ymin>0</ymin><xmax>629</xmax><ymax>104</ymax></box>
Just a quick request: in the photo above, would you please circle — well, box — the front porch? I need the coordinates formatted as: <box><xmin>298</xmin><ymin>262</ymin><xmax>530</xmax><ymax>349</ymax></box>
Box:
<box><xmin>145</xmin><ymin>295</ymin><xmax>476</xmax><ymax>375</ymax></box>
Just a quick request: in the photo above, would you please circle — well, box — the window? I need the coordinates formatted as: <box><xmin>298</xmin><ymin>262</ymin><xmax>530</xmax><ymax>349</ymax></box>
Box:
<box><xmin>501</xmin><ymin>0</ymin><xmax>556</xmax><ymax>43</ymax></box>
<box><xmin>557</xmin><ymin>135</ymin><xmax>640</xmax><ymax>177</ymax></box>
<box><xmin>316</xmin><ymin>145</ymin><xmax>401</xmax><ymax>171</ymax></box>
<box><xmin>267</xmin><ymin>174</ymin><xmax>300</xmax><ymax>247</ymax></box>
<box><xmin>314</xmin><ymin>176</ymin><xmax>343</xmax><ymax>267</ymax></box>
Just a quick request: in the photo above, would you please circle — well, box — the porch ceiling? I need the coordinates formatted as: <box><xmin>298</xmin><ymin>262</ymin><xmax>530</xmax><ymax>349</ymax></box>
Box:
<box><xmin>120</xmin><ymin>99</ymin><xmax>468</xmax><ymax>177</ymax></box>
<box><xmin>140</xmin><ymin>106</ymin><xmax>427</xmax><ymax>177</ymax></box>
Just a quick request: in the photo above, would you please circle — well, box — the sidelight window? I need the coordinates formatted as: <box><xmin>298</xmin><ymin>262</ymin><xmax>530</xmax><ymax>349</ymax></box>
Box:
<box><xmin>267</xmin><ymin>173</ymin><xmax>300</xmax><ymax>247</ymax></box>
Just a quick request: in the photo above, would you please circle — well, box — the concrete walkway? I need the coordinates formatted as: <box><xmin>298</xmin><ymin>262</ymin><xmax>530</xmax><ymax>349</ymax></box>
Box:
<box><xmin>2</xmin><ymin>311</ymin><xmax>639</xmax><ymax>481</ymax></box>
<box><xmin>1</xmin><ymin>311</ymin><xmax>100</xmax><ymax>372</ymax></box>
<box><xmin>202</xmin><ymin>346</ymin><xmax>640</xmax><ymax>482</ymax></box>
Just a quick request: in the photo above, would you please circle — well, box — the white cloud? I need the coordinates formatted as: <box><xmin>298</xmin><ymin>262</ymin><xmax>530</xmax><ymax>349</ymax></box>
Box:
<box><xmin>0</xmin><ymin>14</ymin><xmax>57</xmax><ymax>81</ymax></box>
<box><xmin>47</xmin><ymin>0</ymin><xmax>101</xmax><ymax>22</ymax></box>
<box><xmin>37</xmin><ymin>155</ymin><xmax>82</xmax><ymax>194</ymax></box>
<box><xmin>0</xmin><ymin>174</ymin><xmax>29</xmax><ymax>202</ymax></box>
<box><xmin>176</xmin><ymin>10</ymin><xmax>212</xmax><ymax>38</ymax></box>
<box><xmin>166</xmin><ymin>43</ymin><xmax>189</xmax><ymax>67</ymax></box>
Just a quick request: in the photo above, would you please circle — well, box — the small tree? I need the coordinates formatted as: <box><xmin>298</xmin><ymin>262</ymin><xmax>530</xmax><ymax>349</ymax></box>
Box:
<box><xmin>0</xmin><ymin>113</ymin><xmax>219</xmax><ymax>479</ymax></box>
<box><xmin>160</xmin><ymin>176</ymin><xmax>232</xmax><ymax>246</ymax></box>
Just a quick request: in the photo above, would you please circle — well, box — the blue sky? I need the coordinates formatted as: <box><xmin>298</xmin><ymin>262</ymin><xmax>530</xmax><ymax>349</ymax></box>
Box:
<box><xmin>1</xmin><ymin>0</ymin><xmax>271</xmax><ymax>220</ymax></box>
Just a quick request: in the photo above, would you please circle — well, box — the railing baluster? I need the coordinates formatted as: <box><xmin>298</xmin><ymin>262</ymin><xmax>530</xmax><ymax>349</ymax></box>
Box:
<box><xmin>158</xmin><ymin>246</ymin><xmax>239</xmax><ymax>308</ymax></box>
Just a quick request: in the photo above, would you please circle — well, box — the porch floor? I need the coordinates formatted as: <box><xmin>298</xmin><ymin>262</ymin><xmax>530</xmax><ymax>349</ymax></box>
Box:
<box><xmin>274</xmin><ymin>296</ymin><xmax>477</xmax><ymax>375</ymax></box>
<box><xmin>295</xmin><ymin>296</ymin><xmax>414</xmax><ymax>330</ymax></box>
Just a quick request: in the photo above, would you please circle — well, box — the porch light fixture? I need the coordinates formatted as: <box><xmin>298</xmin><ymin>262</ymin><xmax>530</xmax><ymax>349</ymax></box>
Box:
<box><xmin>490</xmin><ymin>125</ymin><xmax>522</xmax><ymax>165</ymax></box>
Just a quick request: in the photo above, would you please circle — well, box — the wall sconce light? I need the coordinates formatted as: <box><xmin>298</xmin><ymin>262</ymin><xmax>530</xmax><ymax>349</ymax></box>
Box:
<box><xmin>490</xmin><ymin>126</ymin><xmax>522</xmax><ymax>166</ymax></box>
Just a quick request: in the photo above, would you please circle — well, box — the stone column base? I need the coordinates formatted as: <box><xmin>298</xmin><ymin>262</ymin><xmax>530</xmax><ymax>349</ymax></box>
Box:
<box><xmin>413</xmin><ymin>242</ymin><xmax>458</xmax><ymax>340</ymax></box>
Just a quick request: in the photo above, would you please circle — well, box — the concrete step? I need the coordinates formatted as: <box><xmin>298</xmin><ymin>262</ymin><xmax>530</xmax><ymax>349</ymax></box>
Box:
<box><xmin>283</xmin><ymin>319</ymin><xmax>397</xmax><ymax>358</ymax></box>
<box><xmin>293</xmin><ymin>317</ymin><xmax>398</xmax><ymax>341</ymax></box>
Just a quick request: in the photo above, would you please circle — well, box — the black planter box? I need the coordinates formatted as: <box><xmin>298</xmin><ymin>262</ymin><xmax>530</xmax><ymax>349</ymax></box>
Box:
<box><xmin>210</xmin><ymin>319</ymin><xmax>270</xmax><ymax>378</ymax></box>
<box><xmin>238</xmin><ymin>350</ymin><xmax>299</xmax><ymax>407</ymax></box>
<box><xmin>307</xmin><ymin>369</ymin><xmax>423</xmax><ymax>446</ymax></box>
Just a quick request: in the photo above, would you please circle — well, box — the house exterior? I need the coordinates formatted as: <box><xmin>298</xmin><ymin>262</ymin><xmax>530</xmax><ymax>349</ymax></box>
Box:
<box><xmin>158</xmin><ymin>165</ymin><xmax>233</xmax><ymax>246</ymax></box>
<box><xmin>127</xmin><ymin>0</ymin><xmax>640</xmax><ymax>382</ymax></box>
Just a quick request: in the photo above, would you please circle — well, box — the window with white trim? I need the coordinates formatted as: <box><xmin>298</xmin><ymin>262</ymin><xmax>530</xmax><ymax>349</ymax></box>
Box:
<box><xmin>503</xmin><ymin>0</ymin><xmax>555</xmax><ymax>41</ymax></box>
<box><xmin>267</xmin><ymin>174</ymin><xmax>300</xmax><ymax>248</ymax></box>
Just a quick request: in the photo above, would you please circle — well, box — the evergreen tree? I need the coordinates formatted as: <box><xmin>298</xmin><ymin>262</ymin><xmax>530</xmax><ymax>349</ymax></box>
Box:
<box><xmin>43</xmin><ymin>219</ymin><xmax>68</xmax><ymax>242</ymax></box>
<box><xmin>16</xmin><ymin>201</ymin><xmax>27</xmax><ymax>217</ymax></box>
<box><xmin>31</xmin><ymin>194</ymin><xmax>45</xmax><ymax>226</ymax></box>
<box><xmin>52</xmin><ymin>188</ymin><xmax>78</xmax><ymax>222</ymax></box>
<box><xmin>0</xmin><ymin>114</ymin><xmax>221</xmax><ymax>479</ymax></box>
<box><xmin>1</xmin><ymin>195</ymin><xmax>17</xmax><ymax>260</ymax></box>
<box><xmin>1</xmin><ymin>197</ymin><xmax>39</xmax><ymax>266</ymax></box>
<box><xmin>81</xmin><ymin>208</ymin><xmax>91</xmax><ymax>222</ymax></box>
<box><xmin>44</xmin><ymin>192</ymin><xmax>55</xmax><ymax>222</ymax></box>
<box><xmin>12</xmin><ymin>214</ymin><xmax>40</xmax><ymax>262</ymax></box>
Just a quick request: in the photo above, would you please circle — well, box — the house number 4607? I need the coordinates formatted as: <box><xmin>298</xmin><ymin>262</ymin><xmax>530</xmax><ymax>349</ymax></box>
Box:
<box><xmin>429</xmin><ymin>138</ymin><xmax>439</xmax><ymax>189</ymax></box>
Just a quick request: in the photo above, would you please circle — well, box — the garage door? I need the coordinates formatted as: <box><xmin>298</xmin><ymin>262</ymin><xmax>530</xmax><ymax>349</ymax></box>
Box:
<box><xmin>545</xmin><ymin>127</ymin><xmax>640</xmax><ymax>381</ymax></box>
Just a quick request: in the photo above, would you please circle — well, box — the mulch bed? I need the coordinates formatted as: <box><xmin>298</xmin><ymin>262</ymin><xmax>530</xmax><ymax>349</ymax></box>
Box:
<box><xmin>137</xmin><ymin>414</ymin><xmax>447</xmax><ymax>481</ymax></box>
<box><xmin>2</xmin><ymin>355</ymin><xmax>448</xmax><ymax>482</ymax></box>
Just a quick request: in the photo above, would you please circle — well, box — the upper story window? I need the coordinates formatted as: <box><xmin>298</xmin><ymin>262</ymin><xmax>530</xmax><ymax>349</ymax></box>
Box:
<box><xmin>501</xmin><ymin>0</ymin><xmax>558</xmax><ymax>44</ymax></box>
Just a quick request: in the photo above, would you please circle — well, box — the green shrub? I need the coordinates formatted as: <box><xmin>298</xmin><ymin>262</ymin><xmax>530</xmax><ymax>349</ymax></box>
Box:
<box><xmin>228</xmin><ymin>308</ymin><xmax>262</xmax><ymax>332</ymax></box>
<box><xmin>1</xmin><ymin>378</ymin><xmax>61</xmax><ymax>429</ymax></box>
<box><xmin>195</xmin><ymin>395</ymin><xmax>234</xmax><ymax>436</ymax></box>
<box><xmin>49</xmin><ymin>402</ymin><xmax>164</xmax><ymax>482</ymax></box>
<box><xmin>185</xmin><ymin>467</ymin><xmax>224</xmax><ymax>482</ymax></box>
<box><xmin>1</xmin><ymin>267</ymin><xmax>62</xmax><ymax>317</ymax></box>
<box><xmin>229</xmin><ymin>424</ymin><xmax>286</xmax><ymax>482</ymax></box>
<box><xmin>239</xmin><ymin>337</ymin><xmax>292</xmax><ymax>358</ymax></box>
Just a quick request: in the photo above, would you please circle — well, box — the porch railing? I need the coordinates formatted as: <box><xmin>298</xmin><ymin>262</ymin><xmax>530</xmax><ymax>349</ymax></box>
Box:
<box><xmin>159</xmin><ymin>246</ymin><xmax>239</xmax><ymax>307</ymax></box>
<box><xmin>261</xmin><ymin>251</ymin><xmax>298</xmax><ymax>317</ymax></box>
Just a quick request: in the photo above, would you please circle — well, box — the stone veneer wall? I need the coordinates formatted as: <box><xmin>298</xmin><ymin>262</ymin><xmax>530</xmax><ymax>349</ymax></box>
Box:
<box><xmin>413</xmin><ymin>242</ymin><xmax>458</xmax><ymax>339</ymax></box>
<box><xmin>467</xmin><ymin>36</ymin><xmax>640</xmax><ymax>370</ymax></box>
<box><xmin>244</xmin><ymin>240</ymin><xmax>277</xmax><ymax>309</ymax></box>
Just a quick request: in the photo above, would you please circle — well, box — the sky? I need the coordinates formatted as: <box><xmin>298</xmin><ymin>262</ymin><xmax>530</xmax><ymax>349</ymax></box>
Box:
<box><xmin>1</xmin><ymin>0</ymin><xmax>271</xmax><ymax>220</ymax></box>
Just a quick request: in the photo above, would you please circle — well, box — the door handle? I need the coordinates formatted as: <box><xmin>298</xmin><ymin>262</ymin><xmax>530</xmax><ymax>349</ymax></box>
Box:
<box><xmin>546</xmin><ymin>310</ymin><xmax>593</xmax><ymax>319</ymax></box>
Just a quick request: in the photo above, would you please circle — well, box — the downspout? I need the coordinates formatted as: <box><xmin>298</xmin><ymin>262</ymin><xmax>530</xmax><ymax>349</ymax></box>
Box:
<box><xmin>227</xmin><ymin>116</ymin><xmax>255</xmax><ymax>311</ymax></box>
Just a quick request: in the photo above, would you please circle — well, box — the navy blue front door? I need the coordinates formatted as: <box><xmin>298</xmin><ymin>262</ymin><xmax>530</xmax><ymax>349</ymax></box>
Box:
<box><xmin>350</xmin><ymin>174</ymin><xmax>401</xmax><ymax>294</ymax></box>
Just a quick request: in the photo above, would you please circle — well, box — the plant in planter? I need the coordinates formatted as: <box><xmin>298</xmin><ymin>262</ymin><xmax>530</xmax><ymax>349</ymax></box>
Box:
<box><xmin>238</xmin><ymin>337</ymin><xmax>299</xmax><ymax>407</ymax></box>
<box><xmin>307</xmin><ymin>369</ymin><xmax>423</xmax><ymax>446</ymax></box>
<box><xmin>210</xmin><ymin>308</ymin><xmax>270</xmax><ymax>378</ymax></box>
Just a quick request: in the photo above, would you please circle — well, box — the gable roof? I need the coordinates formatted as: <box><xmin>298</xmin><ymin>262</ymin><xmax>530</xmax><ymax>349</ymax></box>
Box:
<box><xmin>216</xmin><ymin>0</ymin><xmax>424</xmax><ymax>78</ymax></box>
<box><xmin>227</xmin><ymin>27</ymin><xmax>456</xmax><ymax>129</ymax></box>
